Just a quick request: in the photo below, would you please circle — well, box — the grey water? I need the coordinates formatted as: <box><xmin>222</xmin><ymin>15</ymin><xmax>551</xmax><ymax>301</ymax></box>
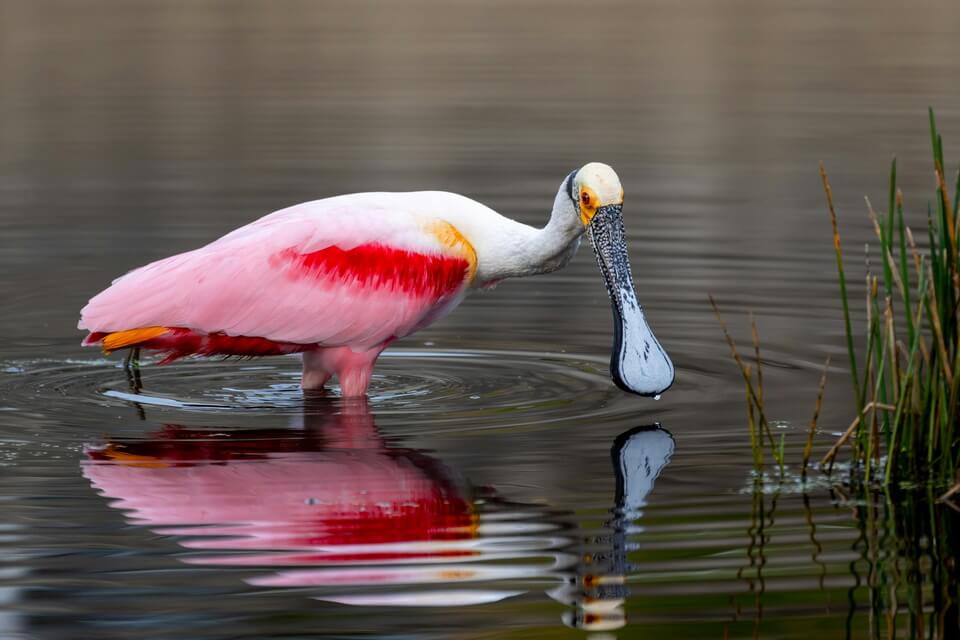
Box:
<box><xmin>1</xmin><ymin>1</ymin><xmax>960</xmax><ymax>638</ymax></box>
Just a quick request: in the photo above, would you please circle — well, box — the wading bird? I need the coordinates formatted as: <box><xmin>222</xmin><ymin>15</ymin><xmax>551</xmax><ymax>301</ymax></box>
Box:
<box><xmin>79</xmin><ymin>163</ymin><xmax>673</xmax><ymax>397</ymax></box>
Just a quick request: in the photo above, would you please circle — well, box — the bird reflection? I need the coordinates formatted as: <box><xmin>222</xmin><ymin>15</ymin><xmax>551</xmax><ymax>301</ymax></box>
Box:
<box><xmin>82</xmin><ymin>400</ymin><xmax>673</xmax><ymax>630</ymax></box>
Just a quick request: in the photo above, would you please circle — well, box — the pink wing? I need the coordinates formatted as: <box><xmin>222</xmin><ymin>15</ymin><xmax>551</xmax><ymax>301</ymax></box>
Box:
<box><xmin>79</xmin><ymin>202</ymin><xmax>476</xmax><ymax>351</ymax></box>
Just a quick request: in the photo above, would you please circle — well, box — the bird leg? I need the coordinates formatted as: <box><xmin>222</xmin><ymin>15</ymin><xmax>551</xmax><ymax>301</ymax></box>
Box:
<box><xmin>302</xmin><ymin>345</ymin><xmax>386</xmax><ymax>397</ymax></box>
<box><xmin>123</xmin><ymin>347</ymin><xmax>142</xmax><ymax>393</ymax></box>
<box><xmin>301</xmin><ymin>350</ymin><xmax>333</xmax><ymax>392</ymax></box>
<box><xmin>338</xmin><ymin>361</ymin><xmax>376</xmax><ymax>398</ymax></box>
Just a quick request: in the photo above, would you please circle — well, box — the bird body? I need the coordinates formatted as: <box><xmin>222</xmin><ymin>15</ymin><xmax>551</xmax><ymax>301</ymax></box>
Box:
<box><xmin>80</xmin><ymin>164</ymin><xmax>674</xmax><ymax>397</ymax></box>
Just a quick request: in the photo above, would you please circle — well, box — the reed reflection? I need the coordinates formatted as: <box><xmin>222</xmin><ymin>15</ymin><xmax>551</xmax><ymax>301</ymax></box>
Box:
<box><xmin>838</xmin><ymin>485</ymin><xmax>960</xmax><ymax>640</ymax></box>
<box><xmin>82</xmin><ymin>400</ymin><xmax>672</xmax><ymax>629</ymax></box>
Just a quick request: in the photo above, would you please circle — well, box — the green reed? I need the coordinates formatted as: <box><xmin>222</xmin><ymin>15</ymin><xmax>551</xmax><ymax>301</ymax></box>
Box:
<box><xmin>710</xmin><ymin>296</ymin><xmax>829</xmax><ymax>479</ymax></box>
<box><xmin>821</xmin><ymin>109</ymin><xmax>960</xmax><ymax>491</ymax></box>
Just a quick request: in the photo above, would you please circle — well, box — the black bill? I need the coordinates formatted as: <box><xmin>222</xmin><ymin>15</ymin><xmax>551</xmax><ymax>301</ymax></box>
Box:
<box><xmin>588</xmin><ymin>205</ymin><xmax>674</xmax><ymax>397</ymax></box>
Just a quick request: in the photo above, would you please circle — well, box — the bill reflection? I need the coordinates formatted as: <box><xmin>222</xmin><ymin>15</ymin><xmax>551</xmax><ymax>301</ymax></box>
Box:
<box><xmin>82</xmin><ymin>402</ymin><xmax>673</xmax><ymax>629</ymax></box>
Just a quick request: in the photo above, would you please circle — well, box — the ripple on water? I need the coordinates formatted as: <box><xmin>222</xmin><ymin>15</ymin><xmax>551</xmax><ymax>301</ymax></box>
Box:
<box><xmin>2</xmin><ymin>348</ymin><xmax>953</xmax><ymax>638</ymax></box>
<box><xmin>0</xmin><ymin>349</ymin><xmax>722</xmax><ymax>433</ymax></box>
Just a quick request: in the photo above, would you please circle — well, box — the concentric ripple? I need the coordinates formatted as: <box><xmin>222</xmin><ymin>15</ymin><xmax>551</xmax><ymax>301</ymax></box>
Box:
<box><xmin>0</xmin><ymin>348</ymin><xmax>718</xmax><ymax>433</ymax></box>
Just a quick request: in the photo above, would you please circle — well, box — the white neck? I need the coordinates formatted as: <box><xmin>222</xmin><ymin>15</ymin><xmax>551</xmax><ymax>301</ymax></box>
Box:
<box><xmin>471</xmin><ymin>185</ymin><xmax>584</xmax><ymax>284</ymax></box>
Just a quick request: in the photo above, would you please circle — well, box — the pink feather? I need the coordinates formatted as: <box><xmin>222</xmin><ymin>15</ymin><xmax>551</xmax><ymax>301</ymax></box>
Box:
<box><xmin>79</xmin><ymin>203</ymin><xmax>474</xmax><ymax>395</ymax></box>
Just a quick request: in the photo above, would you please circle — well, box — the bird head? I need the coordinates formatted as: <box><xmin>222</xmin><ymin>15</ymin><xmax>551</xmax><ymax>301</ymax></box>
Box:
<box><xmin>564</xmin><ymin>162</ymin><xmax>674</xmax><ymax>398</ymax></box>
<box><xmin>567</xmin><ymin>162</ymin><xmax>625</xmax><ymax>227</ymax></box>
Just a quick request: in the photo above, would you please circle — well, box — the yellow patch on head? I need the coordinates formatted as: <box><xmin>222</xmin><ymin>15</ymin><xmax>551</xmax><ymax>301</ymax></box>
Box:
<box><xmin>101</xmin><ymin>326</ymin><xmax>169</xmax><ymax>353</ymax></box>
<box><xmin>426</xmin><ymin>220</ymin><xmax>478</xmax><ymax>281</ymax></box>
<box><xmin>575</xmin><ymin>162</ymin><xmax>624</xmax><ymax>226</ymax></box>
<box><xmin>578</xmin><ymin>186</ymin><xmax>600</xmax><ymax>225</ymax></box>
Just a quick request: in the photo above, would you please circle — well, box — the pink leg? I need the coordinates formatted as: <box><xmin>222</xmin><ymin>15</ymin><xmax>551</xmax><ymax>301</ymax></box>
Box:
<box><xmin>301</xmin><ymin>344</ymin><xmax>387</xmax><ymax>397</ymax></box>
<box><xmin>301</xmin><ymin>351</ymin><xmax>333</xmax><ymax>391</ymax></box>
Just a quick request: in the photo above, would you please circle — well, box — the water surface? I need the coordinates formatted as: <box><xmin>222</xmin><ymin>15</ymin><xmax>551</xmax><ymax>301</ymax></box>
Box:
<box><xmin>1</xmin><ymin>1</ymin><xmax>959</xmax><ymax>637</ymax></box>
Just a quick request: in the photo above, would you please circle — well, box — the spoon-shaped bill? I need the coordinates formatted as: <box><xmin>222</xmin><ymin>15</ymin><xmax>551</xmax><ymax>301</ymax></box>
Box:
<box><xmin>588</xmin><ymin>205</ymin><xmax>674</xmax><ymax>397</ymax></box>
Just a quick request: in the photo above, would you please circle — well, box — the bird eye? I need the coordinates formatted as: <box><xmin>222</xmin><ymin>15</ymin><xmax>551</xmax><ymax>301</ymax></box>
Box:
<box><xmin>581</xmin><ymin>191</ymin><xmax>591</xmax><ymax>205</ymax></box>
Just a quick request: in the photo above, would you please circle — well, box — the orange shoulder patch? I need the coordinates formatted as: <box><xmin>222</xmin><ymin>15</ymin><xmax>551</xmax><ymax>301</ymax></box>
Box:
<box><xmin>426</xmin><ymin>220</ymin><xmax>478</xmax><ymax>281</ymax></box>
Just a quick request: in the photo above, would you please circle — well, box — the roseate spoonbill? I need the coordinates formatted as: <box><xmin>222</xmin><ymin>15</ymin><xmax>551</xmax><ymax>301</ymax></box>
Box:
<box><xmin>79</xmin><ymin>162</ymin><xmax>673</xmax><ymax>397</ymax></box>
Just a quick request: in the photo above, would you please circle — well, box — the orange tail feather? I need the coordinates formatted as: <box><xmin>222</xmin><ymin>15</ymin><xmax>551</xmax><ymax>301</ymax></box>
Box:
<box><xmin>101</xmin><ymin>327</ymin><xmax>170</xmax><ymax>353</ymax></box>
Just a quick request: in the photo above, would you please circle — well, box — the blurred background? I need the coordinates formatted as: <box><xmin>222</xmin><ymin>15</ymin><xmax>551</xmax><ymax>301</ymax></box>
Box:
<box><xmin>1</xmin><ymin>1</ymin><xmax>959</xmax><ymax>638</ymax></box>
<box><xmin>3</xmin><ymin>0</ymin><xmax>960</xmax><ymax>344</ymax></box>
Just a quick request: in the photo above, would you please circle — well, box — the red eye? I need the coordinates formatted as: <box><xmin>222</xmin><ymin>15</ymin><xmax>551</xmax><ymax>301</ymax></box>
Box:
<box><xmin>581</xmin><ymin>191</ymin><xmax>591</xmax><ymax>205</ymax></box>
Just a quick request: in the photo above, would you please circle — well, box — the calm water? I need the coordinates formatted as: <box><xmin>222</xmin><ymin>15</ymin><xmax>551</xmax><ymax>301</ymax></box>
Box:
<box><xmin>1</xmin><ymin>1</ymin><xmax>960</xmax><ymax>638</ymax></box>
